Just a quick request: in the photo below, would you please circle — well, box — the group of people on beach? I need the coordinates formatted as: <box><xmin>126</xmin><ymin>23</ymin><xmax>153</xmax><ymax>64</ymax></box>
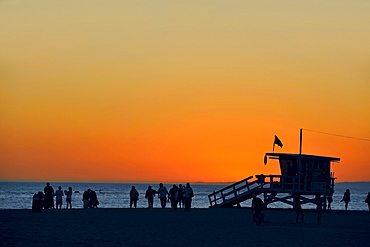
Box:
<box><xmin>43</xmin><ymin>182</ymin><xmax>74</xmax><ymax>209</ymax></box>
<box><xmin>40</xmin><ymin>182</ymin><xmax>99</xmax><ymax>210</ymax></box>
<box><xmin>130</xmin><ymin>183</ymin><xmax>194</xmax><ymax>211</ymax></box>
<box><xmin>37</xmin><ymin>182</ymin><xmax>194</xmax><ymax>211</ymax></box>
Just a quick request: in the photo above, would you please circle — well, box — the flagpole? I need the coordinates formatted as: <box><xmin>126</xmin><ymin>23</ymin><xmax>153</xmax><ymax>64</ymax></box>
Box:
<box><xmin>299</xmin><ymin>128</ymin><xmax>303</xmax><ymax>155</ymax></box>
<box><xmin>298</xmin><ymin>128</ymin><xmax>302</xmax><ymax>188</ymax></box>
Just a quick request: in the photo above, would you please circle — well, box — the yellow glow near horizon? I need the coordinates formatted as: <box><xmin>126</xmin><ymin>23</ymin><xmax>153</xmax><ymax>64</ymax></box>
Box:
<box><xmin>1</xmin><ymin>0</ymin><xmax>369</xmax><ymax>183</ymax></box>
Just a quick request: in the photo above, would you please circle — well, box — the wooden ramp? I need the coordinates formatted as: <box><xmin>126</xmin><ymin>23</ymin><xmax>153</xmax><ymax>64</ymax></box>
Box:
<box><xmin>208</xmin><ymin>174</ymin><xmax>335</xmax><ymax>208</ymax></box>
<box><xmin>208</xmin><ymin>176</ymin><xmax>266</xmax><ymax>208</ymax></box>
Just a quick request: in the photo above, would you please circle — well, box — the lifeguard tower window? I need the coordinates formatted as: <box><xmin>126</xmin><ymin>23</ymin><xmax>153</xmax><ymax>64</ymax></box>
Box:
<box><xmin>280</xmin><ymin>159</ymin><xmax>299</xmax><ymax>176</ymax></box>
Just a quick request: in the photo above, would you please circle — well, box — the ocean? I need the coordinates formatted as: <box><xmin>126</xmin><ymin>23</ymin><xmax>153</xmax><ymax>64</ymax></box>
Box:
<box><xmin>0</xmin><ymin>181</ymin><xmax>369</xmax><ymax>211</ymax></box>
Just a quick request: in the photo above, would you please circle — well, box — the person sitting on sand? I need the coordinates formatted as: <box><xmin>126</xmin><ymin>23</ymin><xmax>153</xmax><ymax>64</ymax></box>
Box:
<box><xmin>145</xmin><ymin>186</ymin><xmax>156</xmax><ymax>209</ymax></box>
<box><xmin>365</xmin><ymin>192</ymin><xmax>370</xmax><ymax>211</ymax></box>
<box><xmin>294</xmin><ymin>196</ymin><xmax>304</xmax><ymax>223</ymax></box>
<box><xmin>65</xmin><ymin>187</ymin><xmax>73</xmax><ymax>209</ymax></box>
<box><xmin>55</xmin><ymin>186</ymin><xmax>64</xmax><ymax>209</ymax></box>
<box><xmin>340</xmin><ymin>189</ymin><xmax>350</xmax><ymax>211</ymax></box>
<box><xmin>44</xmin><ymin>182</ymin><xmax>55</xmax><ymax>209</ymax></box>
<box><xmin>157</xmin><ymin>183</ymin><xmax>168</xmax><ymax>209</ymax></box>
<box><xmin>130</xmin><ymin>186</ymin><xmax>139</xmax><ymax>208</ymax></box>
<box><xmin>183</xmin><ymin>183</ymin><xmax>194</xmax><ymax>212</ymax></box>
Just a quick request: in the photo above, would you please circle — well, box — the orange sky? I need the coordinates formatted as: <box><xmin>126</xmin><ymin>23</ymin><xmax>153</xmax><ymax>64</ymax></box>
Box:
<box><xmin>1</xmin><ymin>0</ymin><xmax>369</xmax><ymax>183</ymax></box>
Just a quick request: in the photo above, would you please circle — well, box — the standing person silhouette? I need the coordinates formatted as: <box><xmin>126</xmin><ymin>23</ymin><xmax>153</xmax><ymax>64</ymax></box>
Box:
<box><xmin>145</xmin><ymin>186</ymin><xmax>156</xmax><ymax>209</ymax></box>
<box><xmin>252</xmin><ymin>194</ymin><xmax>264</xmax><ymax>226</ymax></box>
<box><xmin>365</xmin><ymin>192</ymin><xmax>370</xmax><ymax>211</ymax></box>
<box><xmin>340</xmin><ymin>189</ymin><xmax>350</xmax><ymax>210</ymax></box>
<box><xmin>315</xmin><ymin>195</ymin><xmax>323</xmax><ymax>225</ymax></box>
<box><xmin>65</xmin><ymin>187</ymin><xmax>73</xmax><ymax>209</ymax></box>
<box><xmin>294</xmin><ymin>196</ymin><xmax>304</xmax><ymax>223</ymax></box>
<box><xmin>177</xmin><ymin>184</ymin><xmax>184</xmax><ymax>208</ymax></box>
<box><xmin>168</xmin><ymin>184</ymin><xmax>179</xmax><ymax>211</ymax></box>
<box><xmin>82</xmin><ymin>189</ymin><xmax>90</xmax><ymax>209</ymax></box>
<box><xmin>55</xmin><ymin>186</ymin><xmax>64</xmax><ymax>209</ymax></box>
<box><xmin>129</xmin><ymin>186</ymin><xmax>139</xmax><ymax>208</ymax></box>
<box><xmin>327</xmin><ymin>194</ymin><xmax>333</xmax><ymax>210</ymax></box>
<box><xmin>44</xmin><ymin>182</ymin><xmax>55</xmax><ymax>209</ymax></box>
<box><xmin>157</xmin><ymin>183</ymin><xmax>168</xmax><ymax>208</ymax></box>
<box><xmin>183</xmin><ymin>183</ymin><xmax>194</xmax><ymax>212</ymax></box>
<box><xmin>89</xmin><ymin>190</ymin><xmax>99</xmax><ymax>208</ymax></box>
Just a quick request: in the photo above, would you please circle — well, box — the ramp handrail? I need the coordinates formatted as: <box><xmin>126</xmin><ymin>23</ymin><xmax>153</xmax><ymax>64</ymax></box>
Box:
<box><xmin>208</xmin><ymin>176</ymin><xmax>257</xmax><ymax>207</ymax></box>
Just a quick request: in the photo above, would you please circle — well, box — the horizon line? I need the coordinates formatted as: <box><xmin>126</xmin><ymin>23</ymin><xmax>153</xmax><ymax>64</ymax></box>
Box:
<box><xmin>1</xmin><ymin>180</ymin><xmax>369</xmax><ymax>184</ymax></box>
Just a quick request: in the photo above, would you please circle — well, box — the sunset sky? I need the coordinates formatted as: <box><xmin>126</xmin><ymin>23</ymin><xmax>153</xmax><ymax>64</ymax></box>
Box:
<box><xmin>1</xmin><ymin>0</ymin><xmax>369</xmax><ymax>183</ymax></box>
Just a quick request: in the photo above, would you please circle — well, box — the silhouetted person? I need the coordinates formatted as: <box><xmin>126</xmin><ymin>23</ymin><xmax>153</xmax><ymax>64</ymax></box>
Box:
<box><xmin>145</xmin><ymin>186</ymin><xmax>156</xmax><ymax>209</ymax></box>
<box><xmin>177</xmin><ymin>184</ymin><xmax>184</xmax><ymax>208</ymax></box>
<box><xmin>168</xmin><ymin>184</ymin><xmax>179</xmax><ymax>211</ymax></box>
<box><xmin>183</xmin><ymin>182</ymin><xmax>194</xmax><ymax>212</ymax></box>
<box><xmin>65</xmin><ymin>187</ymin><xmax>73</xmax><ymax>209</ymax></box>
<box><xmin>44</xmin><ymin>182</ymin><xmax>55</xmax><ymax>209</ymax></box>
<box><xmin>315</xmin><ymin>195</ymin><xmax>323</xmax><ymax>225</ymax></box>
<box><xmin>157</xmin><ymin>183</ymin><xmax>168</xmax><ymax>208</ymax></box>
<box><xmin>327</xmin><ymin>194</ymin><xmax>333</xmax><ymax>210</ymax></box>
<box><xmin>82</xmin><ymin>189</ymin><xmax>90</xmax><ymax>209</ymax></box>
<box><xmin>365</xmin><ymin>192</ymin><xmax>370</xmax><ymax>211</ymax></box>
<box><xmin>55</xmin><ymin>186</ymin><xmax>64</xmax><ymax>209</ymax></box>
<box><xmin>32</xmin><ymin>192</ymin><xmax>45</xmax><ymax>213</ymax></box>
<box><xmin>130</xmin><ymin>186</ymin><xmax>139</xmax><ymax>208</ymax></box>
<box><xmin>252</xmin><ymin>194</ymin><xmax>264</xmax><ymax>226</ymax></box>
<box><xmin>294</xmin><ymin>196</ymin><xmax>304</xmax><ymax>223</ymax></box>
<box><xmin>340</xmin><ymin>189</ymin><xmax>350</xmax><ymax>210</ymax></box>
<box><xmin>89</xmin><ymin>190</ymin><xmax>99</xmax><ymax>208</ymax></box>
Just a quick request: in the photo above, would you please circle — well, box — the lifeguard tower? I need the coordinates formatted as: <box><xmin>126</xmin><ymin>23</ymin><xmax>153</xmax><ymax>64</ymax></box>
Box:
<box><xmin>208</xmin><ymin>135</ymin><xmax>340</xmax><ymax>208</ymax></box>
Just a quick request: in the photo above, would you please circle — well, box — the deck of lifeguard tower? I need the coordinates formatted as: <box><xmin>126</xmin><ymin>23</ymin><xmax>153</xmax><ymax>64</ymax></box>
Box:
<box><xmin>208</xmin><ymin>153</ymin><xmax>340</xmax><ymax>208</ymax></box>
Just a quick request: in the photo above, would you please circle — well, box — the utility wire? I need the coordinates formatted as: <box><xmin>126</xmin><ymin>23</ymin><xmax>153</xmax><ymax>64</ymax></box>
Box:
<box><xmin>302</xmin><ymin>128</ymin><xmax>370</xmax><ymax>142</ymax></box>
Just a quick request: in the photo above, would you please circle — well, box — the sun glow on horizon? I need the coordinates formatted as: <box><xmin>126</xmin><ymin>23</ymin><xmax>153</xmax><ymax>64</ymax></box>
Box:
<box><xmin>1</xmin><ymin>0</ymin><xmax>369</xmax><ymax>183</ymax></box>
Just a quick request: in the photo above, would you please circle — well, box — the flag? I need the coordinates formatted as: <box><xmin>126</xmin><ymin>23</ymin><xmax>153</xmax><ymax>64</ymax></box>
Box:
<box><xmin>273</xmin><ymin>135</ymin><xmax>283</xmax><ymax>151</ymax></box>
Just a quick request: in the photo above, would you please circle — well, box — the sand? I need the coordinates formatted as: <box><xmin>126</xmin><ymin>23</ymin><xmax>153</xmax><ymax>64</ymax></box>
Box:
<box><xmin>0</xmin><ymin>208</ymin><xmax>368</xmax><ymax>247</ymax></box>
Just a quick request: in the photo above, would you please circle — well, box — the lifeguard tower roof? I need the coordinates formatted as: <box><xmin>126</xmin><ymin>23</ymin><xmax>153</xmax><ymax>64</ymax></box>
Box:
<box><xmin>266</xmin><ymin>153</ymin><xmax>340</xmax><ymax>162</ymax></box>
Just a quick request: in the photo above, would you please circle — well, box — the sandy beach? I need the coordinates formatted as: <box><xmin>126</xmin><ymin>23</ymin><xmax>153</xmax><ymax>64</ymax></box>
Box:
<box><xmin>0</xmin><ymin>208</ymin><xmax>368</xmax><ymax>247</ymax></box>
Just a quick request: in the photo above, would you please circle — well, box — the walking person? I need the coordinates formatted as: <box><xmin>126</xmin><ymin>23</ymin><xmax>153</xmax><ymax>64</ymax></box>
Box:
<box><xmin>327</xmin><ymin>194</ymin><xmax>333</xmax><ymax>210</ymax></box>
<box><xmin>65</xmin><ymin>187</ymin><xmax>73</xmax><ymax>209</ymax></box>
<box><xmin>183</xmin><ymin>182</ymin><xmax>194</xmax><ymax>212</ymax></box>
<box><xmin>145</xmin><ymin>186</ymin><xmax>156</xmax><ymax>209</ymax></box>
<box><xmin>252</xmin><ymin>194</ymin><xmax>264</xmax><ymax>226</ymax></box>
<box><xmin>294</xmin><ymin>196</ymin><xmax>304</xmax><ymax>223</ymax></box>
<box><xmin>157</xmin><ymin>183</ymin><xmax>168</xmax><ymax>209</ymax></box>
<box><xmin>340</xmin><ymin>189</ymin><xmax>350</xmax><ymax>210</ymax></box>
<box><xmin>315</xmin><ymin>195</ymin><xmax>323</xmax><ymax>225</ymax></box>
<box><xmin>177</xmin><ymin>184</ymin><xmax>184</xmax><ymax>208</ymax></box>
<box><xmin>129</xmin><ymin>186</ymin><xmax>139</xmax><ymax>208</ymax></box>
<box><xmin>55</xmin><ymin>186</ymin><xmax>64</xmax><ymax>209</ymax></box>
<box><xmin>44</xmin><ymin>182</ymin><xmax>55</xmax><ymax>209</ymax></box>
<box><xmin>168</xmin><ymin>184</ymin><xmax>179</xmax><ymax>211</ymax></box>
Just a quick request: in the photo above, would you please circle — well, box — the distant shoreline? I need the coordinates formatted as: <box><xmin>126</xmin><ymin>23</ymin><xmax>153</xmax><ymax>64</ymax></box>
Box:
<box><xmin>1</xmin><ymin>180</ymin><xmax>369</xmax><ymax>185</ymax></box>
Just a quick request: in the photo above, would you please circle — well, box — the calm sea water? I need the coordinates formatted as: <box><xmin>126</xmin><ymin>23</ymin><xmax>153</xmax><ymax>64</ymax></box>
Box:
<box><xmin>0</xmin><ymin>182</ymin><xmax>369</xmax><ymax>211</ymax></box>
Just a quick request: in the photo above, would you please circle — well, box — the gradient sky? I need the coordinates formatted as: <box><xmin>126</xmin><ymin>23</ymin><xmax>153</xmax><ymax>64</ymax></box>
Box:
<box><xmin>1</xmin><ymin>0</ymin><xmax>369</xmax><ymax>183</ymax></box>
